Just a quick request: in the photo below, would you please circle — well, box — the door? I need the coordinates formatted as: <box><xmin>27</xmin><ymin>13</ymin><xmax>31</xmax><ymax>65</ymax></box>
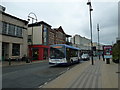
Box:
<box><xmin>43</xmin><ymin>48</ymin><xmax>48</xmax><ymax>60</ymax></box>
<box><xmin>2</xmin><ymin>43</ymin><xmax>9</xmax><ymax>61</ymax></box>
<box><xmin>32</xmin><ymin>48</ymin><xmax>39</xmax><ymax>60</ymax></box>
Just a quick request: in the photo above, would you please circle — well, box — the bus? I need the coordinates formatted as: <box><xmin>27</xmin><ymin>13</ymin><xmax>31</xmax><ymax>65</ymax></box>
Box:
<box><xmin>49</xmin><ymin>44</ymin><xmax>80</xmax><ymax>65</ymax></box>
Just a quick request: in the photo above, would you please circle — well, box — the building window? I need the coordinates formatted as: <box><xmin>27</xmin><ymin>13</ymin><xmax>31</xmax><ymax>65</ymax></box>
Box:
<box><xmin>12</xmin><ymin>43</ymin><xmax>20</xmax><ymax>56</ymax></box>
<box><xmin>2</xmin><ymin>22</ymin><xmax>23</xmax><ymax>37</ymax></box>
<box><xmin>28</xmin><ymin>35</ymin><xmax>32</xmax><ymax>43</ymax></box>
<box><xmin>16</xmin><ymin>26</ymin><xmax>22</xmax><ymax>37</ymax></box>
<box><xmin>2</xmin><ymin>22</ymin><xmax>7</xmax><ymax>34</ymax></box>
<box><xmin>43</xmin><ymin>27</ymin><xmax>47</xmax><ymax>45</ymax></box>
<box><xmin>8</xmin><ymin>24</ymin><xmax>15</xmax><ymax>36</ymax></box>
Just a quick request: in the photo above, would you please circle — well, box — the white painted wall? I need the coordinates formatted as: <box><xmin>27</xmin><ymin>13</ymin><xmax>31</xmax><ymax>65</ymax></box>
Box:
<box><xmin>33</xmin><ymin>26</ymin><xmax>42</xmax><ymax>44</ymax></box>
<box><xmin>28</xmin><ymin>25</ymin><xmax>43</xmax><ymax>45</ymax></box>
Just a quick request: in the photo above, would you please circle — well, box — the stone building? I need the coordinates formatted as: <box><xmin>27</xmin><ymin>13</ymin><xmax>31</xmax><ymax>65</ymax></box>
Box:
<box><xmin>71</xmin><ymin>34</ymin><xmax>91</xmax><ymax>50</ymax></box>
<box><xmin>0</xmin><ymin>5</ymin><xmax>28</xmax><ymax>61</ymax></box>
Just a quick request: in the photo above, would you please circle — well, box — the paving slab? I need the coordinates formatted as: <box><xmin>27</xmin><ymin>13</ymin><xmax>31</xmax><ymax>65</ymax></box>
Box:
<box><xmin>41</xmin><ymin>59</ymin><xmax>118</xmax><ymax>88</ymax></box>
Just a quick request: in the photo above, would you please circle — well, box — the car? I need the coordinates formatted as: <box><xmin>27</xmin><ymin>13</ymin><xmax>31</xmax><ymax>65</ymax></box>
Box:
<box><xmin>81</xmin><ymin>54</ymin><xmax>90</xmax><ymax>61</ymax></box>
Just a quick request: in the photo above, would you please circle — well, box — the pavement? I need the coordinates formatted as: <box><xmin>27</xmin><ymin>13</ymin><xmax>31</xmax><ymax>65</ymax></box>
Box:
<box><xmin>41</xmin><ymin>59</ymin><xmax>119</xmax><ymax>88</ymax></box>
<box><xmin>0</xmin><ymin>60</ymin><xmax>48</xmax><ymax>67</ymax></box>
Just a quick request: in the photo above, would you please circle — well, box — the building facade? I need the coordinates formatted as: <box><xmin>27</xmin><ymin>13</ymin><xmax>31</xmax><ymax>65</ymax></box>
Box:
<box><xmin>117</xmin><ymin>2</ymin><xmax>120</xmax><ymax>42</ymax></box>
<box><xmin>28</xmin><ymin>21</ymin><xmax>52</xmax><ymax>45</ymax></box>
<box><xmin>71</xmin><ymin>34</ymin><xmax>91</xmax><ymax>50</ymax></box>
<box><xmin>52</xmin><ymin>26</ymin><xmax>68</xmax><ymax>44</ymax></box>
<box><xmin>28</xmin><ymin>21</ymin><xmax>51</xmax><ymax>60</ymax></box>
<box><xmin>117</xmin><ymin>25</ymin><xmax>120</xmax><ymax>41</ymax></box>
<box><xmin>28</xmin><ymin>22</ymin><xmax>71</xmax><ymax>60</ymax></box>
<box><xmin>0</xmin><ymin>5</ymin><xmax>28</xmax><ymax>61</ymax></box>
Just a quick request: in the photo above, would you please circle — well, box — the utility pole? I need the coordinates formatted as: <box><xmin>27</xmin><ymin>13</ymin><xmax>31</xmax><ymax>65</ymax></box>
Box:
<box><xmin>97</xmin><ymin>24</ymin><xmax>100</xmax><ymax>60</ymax></box>
<box><xmin>87</xmin><ymin>0</ymin><xmax>94</xmax><ymax>65</ymax></box>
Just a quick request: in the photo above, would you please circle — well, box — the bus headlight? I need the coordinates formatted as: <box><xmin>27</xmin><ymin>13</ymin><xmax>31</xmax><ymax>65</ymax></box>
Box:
<box><xmin>61</xmin><ymin>58</ymin><xmax>67</xmax><ymax>63</ymax></box>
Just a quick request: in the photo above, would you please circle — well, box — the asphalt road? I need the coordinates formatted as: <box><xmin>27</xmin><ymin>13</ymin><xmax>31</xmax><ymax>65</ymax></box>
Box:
<box><xmin>2</xmin><ymin>60</ymin><xmax>77</xmax><ymax>88</ymax></box>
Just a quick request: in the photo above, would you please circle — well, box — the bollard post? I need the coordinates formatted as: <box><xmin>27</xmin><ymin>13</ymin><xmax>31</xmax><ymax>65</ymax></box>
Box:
<box><xmin>9</xmin><ymin>58</ymin><xmax>11</xmax><ymax>65</ymax></box>
<box><xmin>106</xmin><ymin>58</ymin><xmax>110</xmax><ymax>64</ymax></box>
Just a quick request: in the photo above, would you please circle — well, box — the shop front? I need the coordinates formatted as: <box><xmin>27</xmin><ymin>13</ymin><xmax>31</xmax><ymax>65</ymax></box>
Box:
<box><xmin>29</xmin><ymin>45</ymin><xmax>49</xmax><ymax>61</ymax></box>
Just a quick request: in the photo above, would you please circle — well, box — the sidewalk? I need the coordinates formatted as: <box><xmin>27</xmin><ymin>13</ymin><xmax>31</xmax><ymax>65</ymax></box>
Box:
<box><xmin>1</xmin><ymin>60</ymin><xmax>48</xmax><ymax>67</ymax></box>
<box><xmin>41</xmin><ymin>59</ymin><xmax>118</xmax><ymax>88</ymax></box>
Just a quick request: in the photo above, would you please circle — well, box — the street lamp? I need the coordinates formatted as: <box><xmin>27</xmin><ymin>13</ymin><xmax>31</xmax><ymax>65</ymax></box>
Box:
<box><xmin>87</xmin><ymin>0</ymin><xmax>94</xmax><ymax>65</ymax></box>
<box><xmin>28</xmin><ymin>12</ymin><xmax>38</xmax><ymax>45</ymax></box>
<box><xmin>97</xmin><ymin>24</ymin><xmax>100</xmax><ymax>60</ymax></box>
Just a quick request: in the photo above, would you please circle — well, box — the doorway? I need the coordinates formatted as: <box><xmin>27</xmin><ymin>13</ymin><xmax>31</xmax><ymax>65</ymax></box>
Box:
<box><xmin>32</xmin><ymin>48</ymin><xmax>39</xmax><ymax>60</ymax></box>
<box><xmin>2</xmin><ymin>42</ymin><xmax>9</xmax><ymax>61</ymax></box>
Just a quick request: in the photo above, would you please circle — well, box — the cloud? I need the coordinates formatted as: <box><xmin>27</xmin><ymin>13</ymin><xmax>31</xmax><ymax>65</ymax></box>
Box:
<box><xmin>1</xmin><ymin>1</ymin><xmax>118</xmax><ymax>45</ymax></box>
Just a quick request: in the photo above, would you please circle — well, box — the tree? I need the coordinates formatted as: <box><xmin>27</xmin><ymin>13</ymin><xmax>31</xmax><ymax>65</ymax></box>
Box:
<box><xmin>112</xmin><ymin>40</ymin><xmax>120</xmax><ymax>63</ymax></box>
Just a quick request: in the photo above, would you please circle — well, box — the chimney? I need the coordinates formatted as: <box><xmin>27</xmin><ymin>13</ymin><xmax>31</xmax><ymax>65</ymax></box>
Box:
<box><xmin>0</xmin><ymin>5</ymin><xmax>6</xmax><ymax>12</ymax></box>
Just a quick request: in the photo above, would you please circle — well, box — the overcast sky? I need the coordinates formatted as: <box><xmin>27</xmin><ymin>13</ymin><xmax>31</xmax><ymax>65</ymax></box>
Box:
<box><xmin>1</xmin><ymin>0</ymin><xmax>119</xmax><ymax>45</ymax></box>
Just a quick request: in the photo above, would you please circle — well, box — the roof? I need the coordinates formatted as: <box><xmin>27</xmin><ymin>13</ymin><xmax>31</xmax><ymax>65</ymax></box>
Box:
<box><xmin>53</xmin><ymin>26</ymin><xmax>71</xmax><ymax>37</ymax></box>
<box><xmin>2</xmin><ymin>11</ymin><xmax>28</xmax><ymax>25</ymax></box>
<box><xmin>66</xmin><ymin>34</ymin><xmax>72</xmax><ymax>37</ymax></box>
<box><xmin>28</xmin><ymin>21</ymin><xmax>52</xmax><ymax>27</ymax></box>
<box><xmin>50</xmin><ymin>44</ymin><xmax>80</xmax><ymax>50</ymax></box>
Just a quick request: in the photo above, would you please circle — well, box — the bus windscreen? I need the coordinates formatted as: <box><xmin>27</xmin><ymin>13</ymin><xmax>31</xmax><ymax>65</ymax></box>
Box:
<box><xmin>50</xmin><ymin>46</ymin><xmax>65</xmax><ymax>59</ymax></box>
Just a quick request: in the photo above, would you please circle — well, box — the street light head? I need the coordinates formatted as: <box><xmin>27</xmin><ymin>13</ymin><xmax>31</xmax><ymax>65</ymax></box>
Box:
<box><xmin>90</xmin><ymin>8</ymin><xmax>93</xmax><ymax>11</ymax></box>
<box><xmin>28</xmin><ymin>18</ymin><xmax>30</xmax><ymax>22</ymax></box>
<box><xmin>87</xmin><ymin>2</ymin><xmax>91</xmax><ymax>5</ymax></box>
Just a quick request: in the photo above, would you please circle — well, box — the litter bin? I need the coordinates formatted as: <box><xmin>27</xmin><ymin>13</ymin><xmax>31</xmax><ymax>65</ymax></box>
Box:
<box><xmin>106</xmin><ymin>58</ymin><xmax>110</xmax><ymax>64</ymax></box>
<box><xmin>26</xmin><ymin>58</ymin><xmax>30</xmax><ymax>63</ymax></box>
<box><xmin>23</xmin><ymin>56</ymin><xmax>30</xmax><ymax>63</ymax></box>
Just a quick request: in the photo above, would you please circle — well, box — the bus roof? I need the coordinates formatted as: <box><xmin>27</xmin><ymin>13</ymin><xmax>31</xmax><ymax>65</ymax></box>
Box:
<box><xmin>50</xmin><ymin>44</ymin><xmax>81</xmax><ymax>50</ymax></box>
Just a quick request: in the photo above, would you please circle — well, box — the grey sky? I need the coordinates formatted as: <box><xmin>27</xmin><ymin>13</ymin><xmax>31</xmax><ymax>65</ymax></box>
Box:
<box><xmin>1</xmin><ymin>0</ymin><xmax>119</xmax><ymax>45</ymax></box>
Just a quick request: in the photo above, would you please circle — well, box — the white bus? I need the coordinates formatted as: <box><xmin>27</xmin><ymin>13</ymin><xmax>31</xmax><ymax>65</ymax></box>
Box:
<box><xmin>49</xmin><ymin>44</ymin><xmax>80</xmax><ymax>65</ymax></box>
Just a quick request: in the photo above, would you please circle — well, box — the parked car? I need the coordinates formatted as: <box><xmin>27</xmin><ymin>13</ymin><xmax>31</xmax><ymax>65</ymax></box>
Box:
<box><xmin>81</xmin><ymin>54</ymin><xmax>90</xmax><ymax>61</ymax></box>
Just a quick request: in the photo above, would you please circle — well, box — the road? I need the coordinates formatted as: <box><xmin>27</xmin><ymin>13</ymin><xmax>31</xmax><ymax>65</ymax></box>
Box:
<box><xmin>2</xmin><ymin>60</ymin><xmax>76</xmax><ymax>88</ymax></box>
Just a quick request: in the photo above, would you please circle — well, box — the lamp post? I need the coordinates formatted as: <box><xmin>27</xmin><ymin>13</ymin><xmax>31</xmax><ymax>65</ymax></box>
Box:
<box><xmin>97</xmin><ymin>24</ymin><xmax>100</xmax><ymax>60</ymax></box>
<box><xmin>87</xmin><ymin>0</ymin><xmax>94</xmax><ymax>65</ymax></box>
<box><xmin>28</xmin><ymin>12</ymin><xmax>37</xmax><ymax>45</ymax></box>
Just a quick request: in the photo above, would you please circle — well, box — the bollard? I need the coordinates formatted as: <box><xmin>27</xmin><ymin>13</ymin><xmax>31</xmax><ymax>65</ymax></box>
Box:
<box><xmin>9</xmin><ymin>58</ymin><xmax>11</xmax><ymax>65</ymax></box>
<box><xmin>106</xmin><ymin>58</ymin><xmax>110</xmax><ymax>64</ymax></box>
<box><xmin>103</xmin><ymin>57</ymin><xmax>105</xmax><ymax>61</ymax></box>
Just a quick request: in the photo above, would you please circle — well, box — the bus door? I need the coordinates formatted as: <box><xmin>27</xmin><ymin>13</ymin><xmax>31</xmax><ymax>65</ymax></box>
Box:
<box><xmin>66</xmin><ymin>48</ymin><xmax>71</xmax><ymax>63</ymax></box>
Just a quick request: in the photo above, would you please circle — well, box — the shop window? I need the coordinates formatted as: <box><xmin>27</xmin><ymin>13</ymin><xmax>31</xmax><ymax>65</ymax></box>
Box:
<box><xmin>12</xmin><ymin>44</ymin><xmax>20</xmax><ymax>56</ymax></box>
